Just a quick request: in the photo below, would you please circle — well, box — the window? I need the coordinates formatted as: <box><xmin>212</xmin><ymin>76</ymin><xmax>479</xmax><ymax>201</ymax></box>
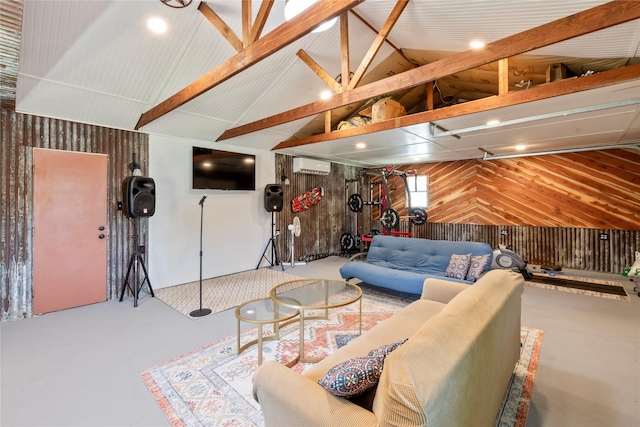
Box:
<box><xmin>406</xmin><ymin>175</ymin><xmax>428</xmax><ymax>208</ymax></box>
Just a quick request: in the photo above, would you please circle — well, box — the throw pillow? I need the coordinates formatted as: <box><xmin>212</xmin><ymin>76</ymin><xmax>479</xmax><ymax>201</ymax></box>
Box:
<box><xmin>366</xmin><ymin>338</ymin><xmax>409</xmax><ymax>358</ymax></box>
<box><xmin>444</xmin><ymin>253</ymin><xmax>472</xmax><ymax>280</ymax></box>
<box><xmin>318</xmin><ymin>356</ymin><xmax>384</xmax><ymax>397</ymax></box>
<box><xmin>466</xmin><ymin>254</ymin><xmax>491</xmax><ymax>282</ymax></box>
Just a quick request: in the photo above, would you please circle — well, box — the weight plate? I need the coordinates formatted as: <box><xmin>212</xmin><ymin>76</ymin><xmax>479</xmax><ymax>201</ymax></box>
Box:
<box><xmin>380</xmin><ymin>208</ymin><xmax>399</xmax><ymax>230</ymax></box>
<box><xmin>340</xmin><ymin>233</ymin><xmax>355</xmax><ymax>252</ymax></box>
<box><xmin>371</xmin><ymin>229</ymin><xmax>381</xmax><ymax>235</ymax></box>
<box><xmin>348</xmin><ymin>194</ymin><xmax>363</xmax><ymax>212</ymax></box>
<box><xmin>410</xmin><ymin>207</ymin><xmax>428</xmax><ymax>225</ymax></box>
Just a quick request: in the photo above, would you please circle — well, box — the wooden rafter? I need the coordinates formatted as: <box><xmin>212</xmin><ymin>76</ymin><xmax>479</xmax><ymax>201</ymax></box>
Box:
<box><xmin>216</xmin><ymin>1</ymin><xmax>640</xmax><ymax>142</ymax></box>
<box><xmin>271</xmin><ymin>64</ymin><xmax>640</xmax><ymax>150</ymax></box>
<box><xmin>296</xmin><ymin>50</ymin><xmax>342</xmax><ymax>94</ymax></box>
<box><xmin>348</xmin><ymin>0</ymin><xmax>408</xmax><ymax>90</ymax></box>
<box><xmin>135</xmin><ymin>0</ymin><xmax>363</xmax><ymax>130</ymax></box>
<box><xmin>198</xmin><ymin>2</ymin><xmax>243</xmax><ymax>53</ymax></box>
<box><xmin>242</xmin><ymin>0</ymin><xmax>251</xmax><ymax>49</ymax></box>
<box><xmin>249</xmin><ymin>0</ymin><xmax>275</xmax><ymax>43</ymax></box>
<box><xmin>340</xmin><ymin>13</ymin><xmax>350</xmax><ymax>92</ymax></box>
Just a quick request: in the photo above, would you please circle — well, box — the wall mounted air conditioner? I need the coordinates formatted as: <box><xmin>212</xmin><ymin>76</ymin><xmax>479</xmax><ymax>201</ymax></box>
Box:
<box><xmin>292</xmin><ymin>157</ymin><xmax>331</xmax><ymax>175</ymax></box>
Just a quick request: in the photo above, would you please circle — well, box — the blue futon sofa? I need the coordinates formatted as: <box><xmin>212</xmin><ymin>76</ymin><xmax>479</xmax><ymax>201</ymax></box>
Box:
<box><xmin>339</xmin><ymin>235</ymin><xmax>493</xmax><ymax>294</ymax></box>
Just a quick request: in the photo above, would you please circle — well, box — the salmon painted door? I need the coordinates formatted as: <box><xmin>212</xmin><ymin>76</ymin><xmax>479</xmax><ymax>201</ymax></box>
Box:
<box><xmin>33</xmin><ymin>148</ymin><xmax>108</xmax><ymax>314</ymax></box>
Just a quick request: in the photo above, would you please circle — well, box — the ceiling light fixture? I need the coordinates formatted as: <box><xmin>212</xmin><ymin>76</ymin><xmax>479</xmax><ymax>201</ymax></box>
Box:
<box><xmin>320</xmin><ymin>90</ymin><xmax>332</xmax><ymax>100</ymax></box>
<box><xmin>356</xmin><ymin>142</ymin><xmax>366</xmax><ymax>149</ymax></box>
<box><xmin>470</xmin><ymin>40</ymin><xmax>485</xmax><ymax>49</ymax></box>
<box><xmin>515</xmin><ymin>144</ymin><xmax>526</xmax><ymax>151</ymax></box>
<box><xmin>486</xmin><ymin>119</ymin><xmax>500</xmax><ymax>126</ymax></box>
<box><xmin>147</xmin><ymin>17</ymin><xmax>167</xmax><ymax>33</ymax></box>
<box><xmin>160</xmin><ymin>0</ymin><xmax>193</xmax><ymax>8</ymax></box>
<box><xmin>284</xmin><ymin>0</ymin><xmax>337</xmax><ymax>33</ymax></box>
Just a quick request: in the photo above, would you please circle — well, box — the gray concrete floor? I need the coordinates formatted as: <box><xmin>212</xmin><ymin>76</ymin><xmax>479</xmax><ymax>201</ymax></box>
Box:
<box><xmin>1</xmin><ymin>256</ymin><xmax>638</xmax><ymax>426</ymax></box>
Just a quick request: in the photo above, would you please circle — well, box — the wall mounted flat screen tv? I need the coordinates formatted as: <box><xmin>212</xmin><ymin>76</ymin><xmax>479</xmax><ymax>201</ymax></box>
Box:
<box><xmin>192</xmin><ymin>147</ymin><xmax>256</xmax><ymax>191</ymax></box>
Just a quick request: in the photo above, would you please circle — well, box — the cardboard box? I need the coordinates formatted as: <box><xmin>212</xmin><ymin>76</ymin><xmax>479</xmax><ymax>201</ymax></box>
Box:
<box><xmin>371</xmin><ymin>98</ymin><xmax>406</xmax><ymax>123</ymax></box>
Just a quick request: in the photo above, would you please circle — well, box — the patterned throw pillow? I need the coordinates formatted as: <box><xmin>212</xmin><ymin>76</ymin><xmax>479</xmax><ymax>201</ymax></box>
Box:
<box><xmin>319</xmin><ymin>339</ymin><xmax>408</xmax><ymax>398</ymax></box>
<box><xmin>366</xmin><ymin>338</ymin><xmax>409</xmax><ymax>358</ymax></box>
<box><xmin>318</xmin><ymin>356</ymin><xmax>384</xmax><ymax>397</ymax></box>
<box><xmin>444</xmin><ymin>253</ymin><xmax>472</xmax><ymax>280</ymax></box>
<box><xmin>466</xmin><ymin>254</ymin><xmax>491</xmax><ymax>282</ymax></box>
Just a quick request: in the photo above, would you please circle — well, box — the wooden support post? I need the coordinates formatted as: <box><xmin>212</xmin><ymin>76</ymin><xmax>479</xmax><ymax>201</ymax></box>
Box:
<box><xmin>325</xmin><ymin>111</ymin><xmax>332</xmax><ymax>133</ymax></box>
<box><xmin>340</xmin><ymin>13</ymin><xmax>350</xmax><ymax>92</ymax></box>
<box><xmin>499</xmin><ymin>58</ymin><xmax>509</xmax><ymax>95</ymax></box>
<box><xmin>426</xmin><ymin>81</ymin><xmax>435</xmax><ymax>111</ymax></box>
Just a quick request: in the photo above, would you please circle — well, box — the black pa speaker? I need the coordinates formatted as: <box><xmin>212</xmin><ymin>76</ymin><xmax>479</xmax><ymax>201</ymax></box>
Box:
<box><xmin>122</xmin><ymin>176</ymin><xmax>156</xmax><ymax>218</ymax></box>
<box><xmin>264</xmin><ymin>184</ymin><xmax>283</xmax><ymax>212</ymax></box>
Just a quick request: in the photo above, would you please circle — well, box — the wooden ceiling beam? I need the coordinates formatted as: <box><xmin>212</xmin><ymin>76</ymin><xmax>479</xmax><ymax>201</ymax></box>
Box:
<box><xmin>135</xmin><ymin>0</ymin><xmax>363</xmax><ymax>130</ymax></box>
<box><xmin>296</xmin><ymin>49</ymin><xmax>342</xmax><ymax>94</ymax></box>
<box><xmin>271</xmin><ymin>63</ymin><xmax>640</xmax><ymax>150</ymax></box>
<box><xmin>242</xmin><ymin>0</ymin><xmax>252</xmax><ymax>49</ymax></box>
<box><xmin>348</xmin><ymin>0</ymin><xmax>409</xmax><ymax>90</ymax></box>
<box><xmin>198</xmin><ymin>2</ymin><xmax>243</xmax><ymax>53</ymax></box>
<box><xmin>249</xmin><ymin>0</ymin><xmax>275</xmax><ymax>43</ymax></box>
<box><xmin>340</xmin><ymin>13</ymin><xmax>350</xmax><ymax>92</ymax></box>
<box><xmin>217</xmin><ymin>1</ymin><xmax>640</xmax><ymax>141</ymax></box>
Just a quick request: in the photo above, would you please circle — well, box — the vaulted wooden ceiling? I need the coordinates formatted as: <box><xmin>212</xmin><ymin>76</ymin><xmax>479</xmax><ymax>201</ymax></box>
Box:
<box><xmin>6</xmin><ymin>0</ymin><xmax>640</xmax><ymax>165</ymax></box>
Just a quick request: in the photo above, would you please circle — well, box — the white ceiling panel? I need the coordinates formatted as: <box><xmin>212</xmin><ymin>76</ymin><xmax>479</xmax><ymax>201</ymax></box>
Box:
<box><xmin>13</xmin><ymin>0</ymin><xmax>640</xmax><ymax>167</ymax></box>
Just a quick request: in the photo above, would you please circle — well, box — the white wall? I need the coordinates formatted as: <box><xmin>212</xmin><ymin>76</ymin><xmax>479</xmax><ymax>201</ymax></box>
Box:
<box><xmin>148</xmin><ymin>134</ymin><xmax>276</xmax><ymax>289</ymax></box>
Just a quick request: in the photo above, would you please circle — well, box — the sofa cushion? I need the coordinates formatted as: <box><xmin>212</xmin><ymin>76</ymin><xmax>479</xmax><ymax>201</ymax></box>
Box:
<box><xmin>318</xmin><ymin>355</ymin><xmax>384</xmax><ymax>397</ymax></box>
<box><xmin>466</xmin><ymin>254</ymin><xmax>491</xmax><ymax>281</ymax></box>
<box><xmin>444</xmin><ymin>253</ymin><xmax>472</xmax><ymax>279</ymax></box>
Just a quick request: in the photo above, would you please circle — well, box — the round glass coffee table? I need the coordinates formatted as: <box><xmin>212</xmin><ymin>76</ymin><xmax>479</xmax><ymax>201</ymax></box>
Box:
<box><xmin>270</xmin><ymin>278</ymin><xmax>362</xmax><ymax>365</ymax></box>
<box><xmin>235</xmin><ymin>297</ymin><xmax>299</xmax><ymax>365</ymax></box>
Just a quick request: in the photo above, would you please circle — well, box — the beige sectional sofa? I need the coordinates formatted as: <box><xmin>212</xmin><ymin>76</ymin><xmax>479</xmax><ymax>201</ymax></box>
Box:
<box><xmin>252</xmin><ymin>269</ymin><xmax>524</xmax><ymax>427</ymax></box>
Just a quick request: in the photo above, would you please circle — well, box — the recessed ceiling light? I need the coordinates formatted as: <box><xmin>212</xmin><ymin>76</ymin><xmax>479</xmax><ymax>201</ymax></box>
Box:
<box><xmin>320</xmin><ymin>90</ymin><xmax>332</xmax><ymax>100</ymax></box>
<box><xmin>356</xmin><ymin>142</ymin><xmax>366</xmax><ymax>149</ymax></box>
<box><xmin>486</xmin><ymin>119</ymin><xmax>500</xmax><ymax>126</ymax></box>
<box><xmin>470</xmin><ymin>40</ymin><xmax>485</xmax><ymax>49</ymax></box>
<box><xmin>413</xmin><ymin>157</ymin><xmax>422</xmax><ymax>161</ymax></box>
<box><xmin>148</xmin><ymin>17</ymin><xmax>167</xmax><ymax>33</ymax></box>
<box><xmin>515</xmin><ymin>144</ymin><xmax>526</xmax><ymax>151</ymax></box>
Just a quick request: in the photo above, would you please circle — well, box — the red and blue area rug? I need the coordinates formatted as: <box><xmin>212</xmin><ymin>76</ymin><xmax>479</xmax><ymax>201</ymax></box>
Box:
<box><xmin>142</xmin><ymin>288</ymin><xmax>543</xmax><ymax>427</ymax></box>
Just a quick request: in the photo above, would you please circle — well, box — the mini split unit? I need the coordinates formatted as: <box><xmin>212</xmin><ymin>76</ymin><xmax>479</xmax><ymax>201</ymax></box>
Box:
<box><xmin>292</xmin><ymin>157</ymin><xmax>331</xmax><ymax>175</ymax></box>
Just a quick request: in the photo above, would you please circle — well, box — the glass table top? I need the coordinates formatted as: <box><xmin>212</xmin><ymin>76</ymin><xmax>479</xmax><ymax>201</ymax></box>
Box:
<box><xmin>270</xmin><ymin>278</ymin><xmax>362</xmax><ymax>310</ymax></box>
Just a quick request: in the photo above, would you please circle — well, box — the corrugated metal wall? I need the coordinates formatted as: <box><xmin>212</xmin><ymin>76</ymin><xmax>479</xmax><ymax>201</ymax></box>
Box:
<box><xmin>274</xmin><ymin>154</ymin><xmax>360</xmax><ymax>262</ymax></box>
<box><xmin>1</xmin><ymin>108</ymin><xmax>148</xmax><ymax>321</ymax></box>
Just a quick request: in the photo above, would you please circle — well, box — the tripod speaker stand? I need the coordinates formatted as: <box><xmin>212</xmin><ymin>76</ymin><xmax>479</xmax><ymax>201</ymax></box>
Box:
<box><xmin>256</xmin><ymin>211</ymin><xmax>284</xmax><ymax>271</ymax></box>
<box><xmin>119</xmin><ymin>217</ymin><xmax>154</xmax><ymax>307</ymax></box>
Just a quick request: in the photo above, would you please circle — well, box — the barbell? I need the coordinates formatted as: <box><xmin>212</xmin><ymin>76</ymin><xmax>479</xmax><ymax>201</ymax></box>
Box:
<box><xmin>380</xmin><ymin>207</ymin><xmax>428</xmax><ymax>230</ymax></box>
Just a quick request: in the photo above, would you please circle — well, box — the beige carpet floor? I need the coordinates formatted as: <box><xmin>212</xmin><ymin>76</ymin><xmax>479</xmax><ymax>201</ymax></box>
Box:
<box><xmin>154</xmin><ymin>268</ymin><xmax>302</xmax><ymax>318</ymax></box>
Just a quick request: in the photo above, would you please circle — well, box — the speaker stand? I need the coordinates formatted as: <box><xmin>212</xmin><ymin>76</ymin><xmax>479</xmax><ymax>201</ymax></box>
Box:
<box><xmin>119</xmin><ymin>217</ymin><xmax>154</xmax><ymax>307</ymax></box>
<box><xmin>256</xmin><ymin>211</ymin><xmax>284</xmax><ymax>271</ymax></box>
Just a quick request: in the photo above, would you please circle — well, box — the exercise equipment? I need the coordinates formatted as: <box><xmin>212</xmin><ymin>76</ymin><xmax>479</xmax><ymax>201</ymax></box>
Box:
<box><xmin>340</xmin><ymin>232</ymin><xmax>356</xmax><ymax>252</ymax></box>
<box><xmin>491</xmin><ymin>245</ymin><xmax>533</xmax><ymax>280</ymax></box>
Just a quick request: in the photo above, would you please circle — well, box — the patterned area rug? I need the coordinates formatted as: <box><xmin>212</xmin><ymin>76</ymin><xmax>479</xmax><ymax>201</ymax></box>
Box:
<box><xmin>154</xmin><ymin>269</ymin><xmax>303</xmax><ymax>318</ymax></box>
<box><xmin>142</xmin><ymin>288</ymin><xmax>543</xmax><ymax>427</ymax></box>
<box><xmin>525</xmin><ymin>273</ymin><xmax>632</xmax><ymax>302</ymax></box>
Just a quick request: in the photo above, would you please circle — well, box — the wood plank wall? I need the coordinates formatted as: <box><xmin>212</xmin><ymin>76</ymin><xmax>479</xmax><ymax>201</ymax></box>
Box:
<box><xmin>1</xmin><ymin>108</ymin><xmax>148</xmax><ymax>321</ymax></box>
<box><xmin>274</xmin><ymin>154</ymin><xmax>360</xmax><ymax>262</ymax></box>
<box><xmin>362</xmin><ymin>148</ymin><xmax>640</xmax><ymax>273</ymax></box>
